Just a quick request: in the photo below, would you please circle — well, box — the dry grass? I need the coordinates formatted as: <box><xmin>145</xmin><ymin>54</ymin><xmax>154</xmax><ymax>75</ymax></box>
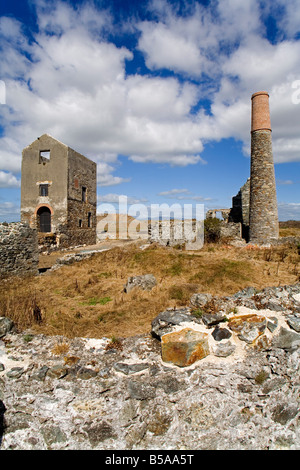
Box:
<box><xmin>0</xmin><ymin>242</ymin><xmax>299</xmax><ymax>339</ymax></box>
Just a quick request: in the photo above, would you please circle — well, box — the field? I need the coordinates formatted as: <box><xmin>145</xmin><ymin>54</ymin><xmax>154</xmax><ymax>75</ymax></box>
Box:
<box><xmin>0</xmin><ymin>238</ymin><xmax>299</xmax><ymax>340</ymax></box>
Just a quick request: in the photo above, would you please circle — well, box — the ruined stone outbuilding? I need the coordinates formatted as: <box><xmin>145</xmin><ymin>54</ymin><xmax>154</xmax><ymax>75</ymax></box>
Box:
<box><xmin>21</xmin><ymin>134</ymin><xmax>97</xmax><ymax>249</ymax></box>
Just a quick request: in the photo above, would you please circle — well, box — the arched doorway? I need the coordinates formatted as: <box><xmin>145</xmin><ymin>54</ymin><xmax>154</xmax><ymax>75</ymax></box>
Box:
<box><xmin>37</xmin><ymin>206</ymin><xmax>51</xmax><ymax>233</ymax></box>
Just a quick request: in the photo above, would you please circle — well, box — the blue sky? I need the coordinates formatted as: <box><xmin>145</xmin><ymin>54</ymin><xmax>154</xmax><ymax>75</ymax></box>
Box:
<box><xmin>0</xmin><ymin>0</ymin><xmax>300</xmax><ymax>222</ymax></box>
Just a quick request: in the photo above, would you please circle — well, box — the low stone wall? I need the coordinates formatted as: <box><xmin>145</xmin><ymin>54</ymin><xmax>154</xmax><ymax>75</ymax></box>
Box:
<box><xmin>149</xmin><ymin>220</ymin><xmax>203</xmax><ymax>248</ymax></box>
<box><xmin>0</xmin><ymin>223</ymin><xmax>39</xmax><ymax>277</ymax></box>
<box><xmin>220</xmin><ymin>221</ymin><xmax>242</xmax><ymax>239</ymax></box>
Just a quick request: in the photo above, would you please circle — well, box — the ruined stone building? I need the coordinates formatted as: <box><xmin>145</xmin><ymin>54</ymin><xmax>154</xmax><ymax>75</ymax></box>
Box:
<box><xmin>229</xmin><ymin>178</ymin><xmax>250</xmax><ymax>240</ymax></box>
<box><xmin>21</xmin><ymin>134</ymin><xmax>97</xmax><ymax>248</ymax></box>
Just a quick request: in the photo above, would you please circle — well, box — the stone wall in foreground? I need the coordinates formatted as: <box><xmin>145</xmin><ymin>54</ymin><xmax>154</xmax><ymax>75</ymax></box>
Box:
<box><xmin>1</xmin><ymin>283</ymin><xmax>300</xmax><ymax>450</ymax></box>
<box><xmin>0</xmin><ymin>223</ymin><xmax>39</xmax><ymax>277</ymax></box>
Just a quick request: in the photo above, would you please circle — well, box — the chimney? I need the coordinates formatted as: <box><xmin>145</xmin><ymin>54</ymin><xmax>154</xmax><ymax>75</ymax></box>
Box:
<box><xmin>249</xmin><ymin>91</ymin><xmax>279</xmax><ymax>243</ymax></box>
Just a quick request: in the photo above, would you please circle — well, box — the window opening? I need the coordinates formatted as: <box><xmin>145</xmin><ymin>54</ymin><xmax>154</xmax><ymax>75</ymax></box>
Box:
<box><xmin>39</xmin><ymin>150</ymin><xmax>50</xmax><ymax>163</ymax></box>
<box><xmin>82</xmin><ymin>186</ymin><xmax>87</xmax><ymax>202</ymax></box>
<box><xmin>39</xmin><ymin>184</ymin><xmax>49</xmax><ymax>197</ymax></box>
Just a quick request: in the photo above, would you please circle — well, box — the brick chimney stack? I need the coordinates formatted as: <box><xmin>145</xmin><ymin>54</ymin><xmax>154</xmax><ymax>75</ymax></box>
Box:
<box><xmin>249</xmin><ymin>91</ymin><xmax>279</xmax><ymax>243</ymax></box>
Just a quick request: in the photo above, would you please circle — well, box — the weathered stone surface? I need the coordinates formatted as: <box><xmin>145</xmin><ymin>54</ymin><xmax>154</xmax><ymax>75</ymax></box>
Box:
<box><xmin>267</xmin><ymin>316</ymin><xmax>278</xmax><ymax>333</ymax></box>
<box><xmin>201</xmin><ymin>312</ymin><xmax>226</xmax><ymax>327</ymax></box>
<box><xmin>0</xmin><ymin>282</ymin><xmax>300</xmax><ymax>451</ymax></box>
<box><xmin>124</xmin><ymin>274</ymin><xmax>157</xmax><ymax>293</ymax></box>
<box><xmin>0</xmin><ymin>223</ymin><xmax>39</xmax><ymax>278</ymax></box>
<box><xmin>228</xmin><ymin>314</ymin><xmax>266</xmax><ymax>343</ymax></box>
<box><xmin>286</xmin><ymin>315</ymin><xmax>300</xmax><ymax>332</ymax></box>
<box><xmin>151</xmin><ymin>307</ymin><xmax>201</xmax><ymax>339</ymax></box>
<box><xmin>213</xmin><ymin>341</ymin><xmax>236</xmax><ymax>357</ymax></box>
<box><xmin>272</xmin><ymin>327</ymin><xmax>300</xmax><ymax>351</ymax></box>
<box><xmin>6</xmin><ymin>367</ymin><xmax>25</xmax><ymax>379</ymax></box>
<box><xmin>212</xmin><ymin>326</ymin><xmax>232</xmax><ymax>341</ymax></box>
<box><xmin>161</xmin><ymin>328</ymin><xmax>210</xmax><ymax>367</ymax></box>
<box><xmin>190</xmin><ymin>293</ymin><xmax>212</xmax><ymax>308</ymax></box>
<box><xmin>114</xmin><ymin>362</ymin><xmax>150</xmax><ymax>375</ymax></box>
<box><xmin>0</xmin><ymin>318</ymin><xmax>14</xmax><ymax>338</ymax></box>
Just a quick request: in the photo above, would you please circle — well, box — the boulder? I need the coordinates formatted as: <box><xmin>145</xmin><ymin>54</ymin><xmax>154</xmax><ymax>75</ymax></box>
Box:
<box><xmin>228</xmin><ymin>314</ymin><xmax>266</xmax><ymax>344</ymax></box>
<box><xmin>161</xmin><ymin>328</ymin><xmax>210</xmax><ymax>367</ymax></box>
<box><xmin>124</xmin><ymin>274</ymin><xmax>157</xmax><ymax>293</ymax></box>
<box><xmin>272</xmin><ymin>327</ymin><xmax>300</xmax><ymax>351</ymax></box>
<box><xmin>190</xmin><ymin>293</ymin><xmax>212</xmax><ymax>308</ymax></box>
<box><xmin>0</xmin><ymin>317</ymin><xmax>14</xmax><ymax>338</ymax></box>
<box><xmin>213</xmin><ymin>341</ymin><xmax>236</xmax><ymax>357</ymax></box>
<box><xmin>212</xmin><ymin>326</ymin><xmax>232</xmax><ymax>341</ymax></box>
<box><xmin>151</xmin><ymin>308</ymin><xmax>201</xmax><ymax>339</ymax></box>
<box><xmin>286</xmin><ymin>315</ymin><xmax>300</xmax><ymax>333</ymax></box>
<box><xmin>201</xmin><ymin>312</ymin><xmax>226</xmax><ymax>327</ymax></box>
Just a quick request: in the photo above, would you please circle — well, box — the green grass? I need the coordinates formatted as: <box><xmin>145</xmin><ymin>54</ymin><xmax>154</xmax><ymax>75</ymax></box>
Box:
<box><xmin>80</xmin><ymin>296</ymin><xmax>112</xmax><ymax>306</ymax></box>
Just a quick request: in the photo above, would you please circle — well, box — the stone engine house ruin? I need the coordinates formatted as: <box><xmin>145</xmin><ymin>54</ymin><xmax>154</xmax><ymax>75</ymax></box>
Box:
<box><xmin>21</xmin><ymin>134</ymin><xmax>97</xmax><ymax>248</ymax></box>
<box><xmin>207</xmin><ymin>91</ymin><xmax>279</xmax><ymax>244</ymax></box>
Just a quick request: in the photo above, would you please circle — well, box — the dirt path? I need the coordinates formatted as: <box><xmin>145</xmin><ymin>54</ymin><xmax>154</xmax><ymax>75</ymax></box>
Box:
<box><xmin>38</xmin><ymin>239</ymin><xmax>140</xmax><ymax>269</ymax></box>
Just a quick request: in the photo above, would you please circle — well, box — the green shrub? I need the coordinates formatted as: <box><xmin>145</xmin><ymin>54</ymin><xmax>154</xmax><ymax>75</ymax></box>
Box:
<box><xmin>204</xmin><ymin>218</ymin><xmax>222</xmax><ymax>243</ymax></box>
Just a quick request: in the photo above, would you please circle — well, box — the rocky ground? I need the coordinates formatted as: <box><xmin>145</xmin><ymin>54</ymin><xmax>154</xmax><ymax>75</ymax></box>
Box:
<box><xmin>1</xmin><ymin>283</ymin><xmax>300</xmax><ymax>450</ymax></box>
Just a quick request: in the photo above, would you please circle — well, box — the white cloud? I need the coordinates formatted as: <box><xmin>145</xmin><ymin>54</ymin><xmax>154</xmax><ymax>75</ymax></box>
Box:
<box><xmin>278</xmin><ymin>202</ymin><xmax>300</xmax><ymax>221</ymax></box>
<box><xmin>0</xmin><ymin>171</ymin><xmax>20</xmax><ymax>188</ymax></box>
<box><xmin>0</xmin><ymin>201</ymin><xmax>20</xmax><ymax>218</ymax></box>
<box><xmin>0</xmin><ymin>0</ymin><xmax>300</xmax><ymax>194</ymax></box>
<box><xmin>277</xmin><ymin>179</ymin><xmax>294</xmax><ymax>185</ymax></box>
<box><xmin>158</xmin><ymin>188</ymin><xmax>190</xmax><ymax>196</ymax></box>
<box><xmin>137</xmin><ymin>21</ymin><xmax>206</xmax><ymax>76</ymax></box>
<box><xmin>96</xmin><ymin>162</ymin><xmax>131</xmax><ymax>187</ymax></box>
<box><xmin>157</xmin><ymin>187</ymin><xmax>214</xmax><ymax>202</ymax></box>
<box><xmin>98</xmin><ymin>193</ymin><xmax>148</xmax><ymax>204</ymax></box>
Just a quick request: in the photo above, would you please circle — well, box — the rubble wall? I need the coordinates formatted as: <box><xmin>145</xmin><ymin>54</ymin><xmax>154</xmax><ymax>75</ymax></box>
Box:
<box><xmin>0</xmin><ymin>223</ymin><xmax>39</xmax><ymax>277</ymax></box>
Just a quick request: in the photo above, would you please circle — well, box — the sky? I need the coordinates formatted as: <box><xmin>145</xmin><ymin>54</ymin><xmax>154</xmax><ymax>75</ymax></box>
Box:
<box><xmin>0</xmin><ymin>0</ymin><xmax>299</xmax><ymax>222</ymax></box>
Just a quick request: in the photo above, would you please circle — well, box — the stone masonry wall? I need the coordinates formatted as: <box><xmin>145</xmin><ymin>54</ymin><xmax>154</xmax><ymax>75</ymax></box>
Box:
<box><xmin>249</xmin><ymin>130</ymin><xmax>279</xmax><ymax>243</ymax></box>
<box><xmin>0</xmin><ymin>223</ymin><xmax>39</xmax><ymax>278</ymax></box>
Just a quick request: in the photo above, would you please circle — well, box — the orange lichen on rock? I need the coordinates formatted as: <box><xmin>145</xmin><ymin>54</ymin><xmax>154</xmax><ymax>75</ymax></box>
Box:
<box><xmin>161</xmin><ymin>328</ymin><xmax>210</xmax><ymax>367</ymax></box>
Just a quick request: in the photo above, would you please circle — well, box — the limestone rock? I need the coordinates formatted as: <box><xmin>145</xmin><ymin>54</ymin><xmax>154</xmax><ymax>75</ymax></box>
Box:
<box><xmin>228</xmin><ymin>314</ymin><xmax>266</xmax><ymax>343</ymax></box>
<box><xmin>272</xmin><ymin>327</ymin><xmax>300</xmax><ymax>351</ymax></box>
<box><xmin>201</xmin><ymin>312</ymin><xmax>226</xmax><ymax>327</ymax></box>
<box><xmin>161</xmin><ymin>328</ymin><xmax>210</xmax><ymax>367</ymax></box>
<box><xmin>213</xmin><ymin>341</ymin><xmax>236</xmax><ymax>357</ymax></box>
<box><xmin>212</xmin><ymin>326</ymin><xmax>232</xmax><ymax>341</ymax></box>
<box><xmin>190</xmin><ymin>293</ymin><xmax>212</xmax><ymax>308</ymax></box>
<box><xmin>124</xmin><ymin>274</ymin><xmax>157</xmax><ymax>293</ymax></box>
<box><xmin>286</xmin><ymin>315</ymin><xmax>300</xmax><ymax>333</ymax></box>
<box><xmin>151</xmin><ymin>307</ymin><xmax>201</xmax><ymax>339</ymax></box>
<box><xmin>0</xmin><ymin>317</ymin><xmax>14</xmax><ymax>338</ymax></box>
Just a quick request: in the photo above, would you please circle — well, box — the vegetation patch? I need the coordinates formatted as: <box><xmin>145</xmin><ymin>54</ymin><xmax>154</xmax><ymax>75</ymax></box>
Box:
<box><xmin>0</xmin><ymin>241</ymin><xmax>298</xmax><ymax>339</ymax></box>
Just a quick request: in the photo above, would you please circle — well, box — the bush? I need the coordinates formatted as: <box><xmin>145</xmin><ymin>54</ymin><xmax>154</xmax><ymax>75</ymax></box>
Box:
<box><xmin>204</xmin><ymin>218</ymin><xmax>222</xmax><ymax>243</ymax></box>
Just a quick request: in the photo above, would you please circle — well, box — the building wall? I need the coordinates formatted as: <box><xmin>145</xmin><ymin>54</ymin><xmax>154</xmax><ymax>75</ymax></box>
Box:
<box><xmin>65</xmin><ymin>147</ymin><xmax>97</xmax><ymax>246</ymax></box>
<box><xmin>21</xmin><ymin>134</ymin><xmax>68</xmax><ymax>232</ymax></box>
<box><xmin>21</xmin><ymin>134</ymin><xmax>97</xmax><ymax>248</ymax></box>
<box><xmin>0</xmin><ymin>223</ymin><xmax>39</xmax><ymax>277</ymax></box>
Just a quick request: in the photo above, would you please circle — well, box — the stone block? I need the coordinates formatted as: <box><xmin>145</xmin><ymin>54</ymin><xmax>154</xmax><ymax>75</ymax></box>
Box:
<box><xmin>124</xmin><ymin>274</ymin><xmax>157</xmax><ymax>293</ymax></box>
<box><xmin>161</xmin><ymin>328</ymin><xmax>210</xmax><ymax>367</ymax></box>
<box><xmin>228</xmin><ymin>314</ymin><xmax>266</xmax><ymax>343</ymax></box>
